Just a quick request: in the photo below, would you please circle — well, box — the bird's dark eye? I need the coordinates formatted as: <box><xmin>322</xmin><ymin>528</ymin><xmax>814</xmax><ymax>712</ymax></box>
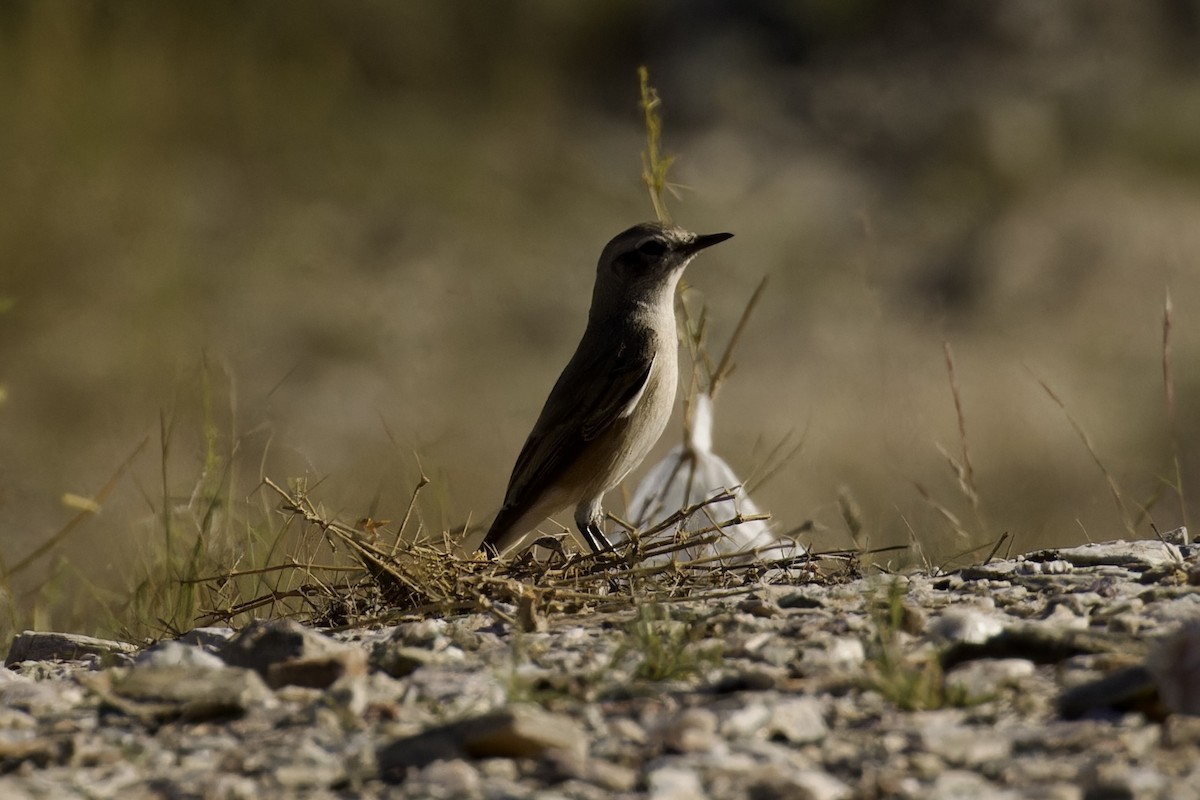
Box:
<box><xmin>636</xmin><ymin>239</ymin><xmax>667</xmax><ymax>258</ymax></box>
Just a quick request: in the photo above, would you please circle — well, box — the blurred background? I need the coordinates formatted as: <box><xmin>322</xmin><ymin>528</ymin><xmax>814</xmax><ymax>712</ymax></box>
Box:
<box><xmin>3</xmin><ymin>1</ymin><xmax>1200</xmax><ymax>629</ymax></box>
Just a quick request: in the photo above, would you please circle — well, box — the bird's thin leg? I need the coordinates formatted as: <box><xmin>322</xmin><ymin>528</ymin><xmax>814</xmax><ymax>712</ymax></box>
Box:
<box><xmin>575</xmin><ymin>502</ymin><xmax>614</xmax><ymax>554</ymax></box>
<box><xmin>580</xmin><ymin>521</ymin><xmax>614</xmax><ymax>554</ymax></box>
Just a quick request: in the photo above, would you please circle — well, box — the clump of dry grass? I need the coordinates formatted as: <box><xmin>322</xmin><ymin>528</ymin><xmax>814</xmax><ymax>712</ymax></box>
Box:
<box><xmin>202</xmin><ymin>477</ymin><xmax>855</xmax><ymax>631</ymax></box>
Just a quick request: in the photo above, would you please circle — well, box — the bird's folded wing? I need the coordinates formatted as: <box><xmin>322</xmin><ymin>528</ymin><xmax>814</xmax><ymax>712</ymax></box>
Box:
<box><xmin>501</xmin><ymin>340</ymin><xmax>655</xmax><ymax>510</ymax></box>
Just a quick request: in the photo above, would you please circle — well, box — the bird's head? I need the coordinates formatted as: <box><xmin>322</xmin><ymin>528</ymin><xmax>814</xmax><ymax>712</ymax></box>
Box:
<box><xmin>592</xmin><ymin>222</ymin><xmax>732</xmax><ymax>315</ymax></box>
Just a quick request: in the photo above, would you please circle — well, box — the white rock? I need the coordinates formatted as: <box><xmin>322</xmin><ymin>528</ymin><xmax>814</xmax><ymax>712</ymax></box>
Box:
<box><xmin>647</xmin><ymin>765</ymin><xmax>708</xmax><ymax>800</ymax></box>
<box><xmin>767</xmin><ymin>697</ymin><xmax>828</xmax><ymax>744</ymax></box>
<box><xmin>135</xmin><ymin>641</ymin><xmax>225</xmax><ymax>669</ymax></box>
<box><xmin>720</xmin><ymin>702</ymin><xmax>773</xmax><ymax>739</ymax></box>
<box><xmin>929</xmin><ymin>609</ymin><xmax>1005</xmax><ymax>644</ymax></box>
<box><xmin>920</xmin><ymin>717</ymin><xmax>1014</xmax><ymax>765</ymax></box>
<box><xmin>656</xmin><ymin>708</ymin><xmax>719</xmax><ymax>754</ymax></box>
<box><xmin>945</xmin><ymin>658</ymin><xmax>1036</xmax><ymax>699</ymax></box>
<box><xmin>789</xmin><ymin>769</ymin><xmax>853</xmax><ymax>800</ymax></box>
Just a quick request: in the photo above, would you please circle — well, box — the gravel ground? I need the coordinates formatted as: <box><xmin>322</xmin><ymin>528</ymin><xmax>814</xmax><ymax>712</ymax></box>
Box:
<box><xmin>3</xmin><ymin>536</ymin><xmax>1200</xmax><ymax>799</ymax></box>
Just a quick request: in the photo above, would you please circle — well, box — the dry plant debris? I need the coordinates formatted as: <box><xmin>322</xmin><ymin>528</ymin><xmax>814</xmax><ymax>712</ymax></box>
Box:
<box><xmin>191</xmin><ymin>478</ymin><xmax>860</xmax><ymax>632</ymax></box>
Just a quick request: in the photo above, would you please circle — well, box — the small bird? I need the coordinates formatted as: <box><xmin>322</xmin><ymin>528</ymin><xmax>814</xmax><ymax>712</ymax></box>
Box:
<box><xmin>480</xmin><ymin>222</ymin><xmax>733</xmax><ymax>559</ymax></box>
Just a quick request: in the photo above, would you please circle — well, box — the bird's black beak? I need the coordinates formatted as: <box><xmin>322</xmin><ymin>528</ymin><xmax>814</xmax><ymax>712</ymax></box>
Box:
<box><xmin>684</xmin><ymin>231</ymin><xmax>734</xmax><ymax>255</ymax></box>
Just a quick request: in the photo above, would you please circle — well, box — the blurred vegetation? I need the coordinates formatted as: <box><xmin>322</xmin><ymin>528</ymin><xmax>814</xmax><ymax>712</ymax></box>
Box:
<box><xmin>3</xmin><ymin>1</ymin><xmax>1200</xmax><ymax>636</ymax></box>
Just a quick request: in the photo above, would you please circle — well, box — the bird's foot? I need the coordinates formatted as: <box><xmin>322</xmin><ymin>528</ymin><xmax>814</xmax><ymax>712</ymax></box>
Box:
<box><xmin>581</xmin><ymin>521</ymin><xmax>615</xmax><ymax>555</ymax></box>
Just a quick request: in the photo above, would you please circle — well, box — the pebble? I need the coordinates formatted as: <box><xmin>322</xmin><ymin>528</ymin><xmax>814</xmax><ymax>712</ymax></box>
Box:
<box><xmin>4</xmin><ymin>632</ymin><xmax>139</xmax><ymax>667</ymax></box>
<box><xmin>656</xmin><ymin>707</ymin><xmax>719</xmax><ymax>753</ymax></box>
<box><xmin>944</xmin><ymin>658</ymin><xmax>1035</xmax><ymax>698</ymax></box>
<box><xmin>647</xmin><ymin>764</ymin><xmax>707</xmax><ymax>800</ymax></box>
<box><xmin>929</xmin><ymin>608</ymin><xmax>1006</xmax><ymax>644</ymax></box>
<box><xmin>766</xmin><ymin>696</ymin><xmax>828</xmax><ymax>744</ymax></box>
<box><xmin>919</xmin><ymin>716</ymin><xmax>1014</xmax><ymax>765</ymax></box>
<box><xmin>404</xmin><ymin>758</ymin><xmax>482</xmax><ymax>799</ymax></box>
<box><xmin>134</xmin><ymin>640</ymin><xmax>226</xmax><ymax>669</ymax></box>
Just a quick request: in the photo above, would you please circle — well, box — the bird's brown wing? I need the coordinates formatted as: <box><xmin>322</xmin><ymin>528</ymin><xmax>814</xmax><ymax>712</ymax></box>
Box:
<box><xmin>483</xmin><ymin>331</ymin><xmax>654</xmax><ymax>549</ymax></box>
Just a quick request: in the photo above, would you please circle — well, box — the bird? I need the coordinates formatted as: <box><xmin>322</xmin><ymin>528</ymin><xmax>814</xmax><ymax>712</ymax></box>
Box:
<box><xmin>480</xmin><ymin>221</ymin><xmax>733</xmax><ymax>559</ymax></box>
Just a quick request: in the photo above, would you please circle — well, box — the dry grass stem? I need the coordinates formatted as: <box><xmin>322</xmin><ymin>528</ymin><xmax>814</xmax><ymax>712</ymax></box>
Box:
<box><xmin>941</xmin><ymin>341</ymin><xmax>978</xmax><ymax>510</ymax></box>
<box><xmin>391</xmin><ymin>457</ymin><xmax>430</xmax><ymax>555</ymax></box>
<box><xmin>910</xmin><ymin>480</ymin><xmax>970</xmax><ymax>540</ymax></box>
<box><xmin>711</xmin><ymin>276</ymin><xmax>769</xmax><ymax>397</ymax></box>
<box><xmin>745</xmin><ymin>428</ymin><xmax>808</xmax><ymax>495</ymax></box>
<box><xmin>638</xmin><ymin>66</ymin><xmax>675</xmax><ymax>224</ymax></box>
<box><xmin>3</xmin><ymin>436</ymin><xmax>150</xmax><ymax>580</ymax></box>
<box><xmin>1030</xmin><ymin>370</ymin><xmax>1135</xmax><ymax>536</ymax></box>
<box><xmin>1161</xmin><ymin>289</ymin><xmax>1189</xmax><ymax>529</ymax></box>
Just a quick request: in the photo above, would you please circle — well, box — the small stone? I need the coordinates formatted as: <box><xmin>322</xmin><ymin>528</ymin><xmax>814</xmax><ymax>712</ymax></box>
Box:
<box><xmin>322</xmin><ymin>673</ymin><xmax>371</xmax><ymax>721</ymax></box>
<box><xmin>919</xmin><ymin>716</ymin><xmax>1013</xmax><ymax>765</ymax></box>
<box><xmin>647</xmin><ymin>765</ymin><xmax>706</xmax><ymax>800</ymax></box>
<box><xmin>476</xmin><ymin>758</ymin><xmax>519</xmax><ymax>781</ymax></box>
<box><xmin>377</xmin><ymin>733</ymin><xmax>463</xmax><ymax>780</ymax></box>
<box><xmin>1039</xmin><ymin>540</ymin><xmax>1183</xmax><ymax>571</ymax></box>
<box><xmin>99</xmin><ymin>664</ymin><xmax>276</xmax><ymax>721</ymax></box>
<box><xmin>4</xmin><ymin>631</ymin><xmax>139</xmax><ymax>667</ymax></box>
<box><xmin>799</xmin><ymin>636</ymin><xmax>866</xmax><ymax>675</ymax></box>
<box><xmin>377</xmin><ymin>703</ymin><xmax>587</xmax><ymax>778</ymax></box>
<box><xmin>899</xmin><ymin>602</ymin><xmax>928</xmax><ymax>634</ymax></box>
<box><xmin>713</xmin><ymin>662</ymin><xmax>786</xmax><ymax>692</ymax></box>
<box><xmin>778</xmin><ymin>592</ymin><xmax>824</xmax><ymax>609</ymax></box>
<box><xmin>1162</xmin><ymin>714</ymin><xmax>1200</xmax><ymax>747</ymax></box>
<box><xmin>266</xmin><ymin>647</ymin><xmax>367</xmax><ymax>690</ymax></box>
<box><xmin>929</xmin><ymin>769</ymin><xmax>1008</xmax><ymax>800</ymax></box>
<box><xmin>584</xmin><ymin>758</ymin><xmax>640</xmax><ymax>792</ymax></box>
<box><xmin>271</xmin><ymin>738</ymin><xmax>349</xmax><ymax>789</ymax></box>
<box><xmin>391</xmin><ymin>619</ymin><xmax>449</xmax><ymax>648</ymax></box>
<box><xmin>0</xmin><ymin>706</ymin><xmax>35</xmax><ymax>731</ymax></box>
<box><xmin>1017</xmin><ymin>559</ymin><xmax>1073</xmax><ymax>575</ymax></box>
<box><xmin>218</xmin><ymin>619</ymin><xmax>347</xmax><ymax>678</ymax></box>
<box><xmin>738</xmin><ymin>597</ymin><xmax>781</xmax><ymax>618</ymax></box>
<box><xmin>459</xmin><ymin>704</ymin><xmax>587</xmax><ymax>760</ymax></box>
<box><xmin>372</xmin><ymin>644</ymin><xmax>462</xmax><ymax>678</ymax></box>
<box><xmin>1057</xmin><ymin>664</ymin><xmax>1156</xmax><ymax>720</ymax></box>
<box><xmin>1160</xmin><ymin>526</ymin><xmax>1189</xmax><ymax>545</ymax></box>
<box><xmin>656</xmin><ymin>707</ymin><xmax>719</xmax><ymax>753</ymax></box>
<box><xmin>1148</xmin><ymin>620</ymin><xmax>1200</xmax><ymax>715</ymax></box>
<box><xmin>739</xmin><ymin>631</ymin><xmax>775</xmax><ymax>655</ymax></box>
<box><xmin>1106</xmin><ymin>614</ymin><xmax>1144</xmax><ymax>635</ymax></box>
<box><xmin>404</xmin><ymin>758</ymin><xmax>482</xmax><ymax>799</ymax></box>
<box><xmin>945</xmin><ymin>658</ymin><xmax>1035</xmax><ymax>699</ymax></box>
<box><xmin>757</xmin><ymin>642</ymin><xmax>798</xmax><ymax>668</ymax></box>
<box><xmin>930</xmin><ymin>609</ymin><xmax>1005</xmax><ymax>645</ymax></box>
<box><xmin>776</xmin><ymin>769</ymin><xmax>852</xmax><ymax>800</ymax></box>
<box><xmin>961</xmin><ymin>561</ymin><xmax>1022</xmax><ymax>580</ymax></box>
<box><xmin>0</xmin><ymin>679</ymin><xmax>87</xmax><ymax>719</ymax></box>
<box><xmin>176</xmin><ymin>627</ymin><xmax>235</xmax><ymax>650</ymax></box>
<box><xmin>828</xmin><ymin>637</ymin><xmax>866</xmax><ymax>669</ymax></box>
<box><xmin>609</xmin><ymin>716</ymin><xmax>647</xmax><ymax>744</ymax></box>
<box><xmin>0</xmin><ymin>735</ymin><xmax>62</xmax><ymax>768</ymax></box>
<box><xmin>766</xmin><ymin>697</ymin><xmax>828</xmax><ymax>744</ymax></box>
<box><xmin>1081</xmin><ymin>758</ymin><xmax>1170</xmax><ymax>799</ymax></box>
<box><xmin>135</xmin><ymin>640</ymin><xmax>225</xmax><ymax>669</ymax></box>
<box><xmin>0</xmin><ymin>669</ymin><xmax>26</xmax><ymax>686</ymax></box>
<box><xmin>543</xmin><ymin>749</ymin><xmax>638</xmax><ymax>793</ymax></box>
<box><xmin>720</xmin><ymin>702</ymin><xmax>773</xmax><ymax>739</ymax></box>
